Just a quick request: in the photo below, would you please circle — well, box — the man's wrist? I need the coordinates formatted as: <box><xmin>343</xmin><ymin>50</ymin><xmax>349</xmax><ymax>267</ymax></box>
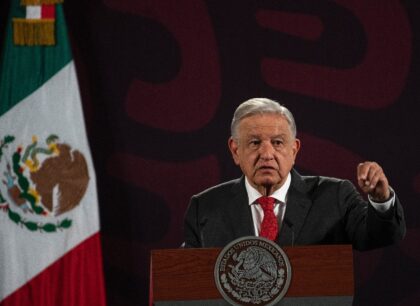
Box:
<box><xmin>368</xmin><ymin>188</ymin><xmax>395</xmax><ymax>213</ymax></box>
<box><xmin>370</xmin><ymin>188</ymin><xmax>394</xmax><ymax>203</ymax></box>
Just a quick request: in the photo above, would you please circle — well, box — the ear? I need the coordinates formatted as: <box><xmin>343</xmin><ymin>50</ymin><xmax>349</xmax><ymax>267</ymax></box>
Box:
<box><xmin>292</xmin><ymin>138</ymin><xmax>301</xmax><ymax>159</ymax></box>
<box><xmin>228</xmin><ymin>137</ymin><xmax>241</xmax><ymax>165</ymax></box>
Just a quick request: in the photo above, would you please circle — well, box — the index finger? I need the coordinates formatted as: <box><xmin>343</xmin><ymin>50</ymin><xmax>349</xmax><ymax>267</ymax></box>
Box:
<box><xmin>357</xmin><ymin>162</ymin><xmax>372</xmax><ymax>181</ymax></box>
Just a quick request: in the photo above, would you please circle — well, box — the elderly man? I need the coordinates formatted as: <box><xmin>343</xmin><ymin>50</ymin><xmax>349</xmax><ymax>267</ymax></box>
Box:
<box><xmin>183</xmin><ymin>98</ymin><xmax>405</xmax><ymax>250</ymax></box>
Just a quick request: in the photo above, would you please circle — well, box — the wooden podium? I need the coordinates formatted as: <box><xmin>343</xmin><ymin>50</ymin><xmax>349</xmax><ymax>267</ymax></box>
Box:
<box><xmin>150</xmin><ymin>245</ymin><xmax>354</xmax><ymax>306</ymax></box>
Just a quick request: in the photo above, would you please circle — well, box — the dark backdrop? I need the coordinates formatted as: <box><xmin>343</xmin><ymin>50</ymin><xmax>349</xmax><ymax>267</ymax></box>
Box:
<box><xmin>1</xmin><ymin>1</ymin><xmax>420</xmax><ymax>305</ymax></box>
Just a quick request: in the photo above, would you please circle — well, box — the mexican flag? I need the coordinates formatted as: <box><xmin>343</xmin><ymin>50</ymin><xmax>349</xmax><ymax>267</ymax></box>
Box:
<box><xmin>0</xmin><ymin>1</ymin><xmax>106</xmax><ymax>305</ymax></box>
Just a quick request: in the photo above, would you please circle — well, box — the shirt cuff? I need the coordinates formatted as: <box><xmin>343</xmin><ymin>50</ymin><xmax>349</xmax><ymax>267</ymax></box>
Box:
<box><xmin>368</xmin><ymin>188</ymin><xmax>395</xmax><ymax>213</ymax></box>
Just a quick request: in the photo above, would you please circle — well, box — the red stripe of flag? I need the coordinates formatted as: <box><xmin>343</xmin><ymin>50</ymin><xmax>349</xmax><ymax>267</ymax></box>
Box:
<box><xmin>0</xmin><ymin>233</ymin><xmax>107</xmax><ymax>306</ymax></box>
<box><xmin>41</xmin><ymin>5</ymin><xmax>55</xmax><ymax>19</ymax></box>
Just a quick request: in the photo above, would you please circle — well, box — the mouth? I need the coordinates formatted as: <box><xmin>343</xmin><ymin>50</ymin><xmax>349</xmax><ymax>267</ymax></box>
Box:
<box><xmin>256</xmin><ymin>165</ymin><xmax>277</xmax><ymax>171</ymax></box>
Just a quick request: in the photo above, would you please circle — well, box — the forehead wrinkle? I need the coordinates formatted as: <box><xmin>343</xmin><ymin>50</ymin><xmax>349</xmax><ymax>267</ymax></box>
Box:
<box><xmin>244</xmin><ymin>133</ymin><xmax>286</xmax><ymax>139</ymax></box>
<box><xmin>241</xmin><ymin>122</ymin><xmax>288</xmax><ymax>133</ymax></box>
<box><xmin>242</xmin><ymin>125</ymin><xmax>292</xmax><ymax>141</ymax></box>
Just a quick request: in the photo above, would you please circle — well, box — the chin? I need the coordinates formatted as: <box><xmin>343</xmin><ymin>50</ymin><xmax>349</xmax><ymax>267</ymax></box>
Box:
<box><xmin>256</xmin><ymin>177</ymin><xmax>279</xmax><ymax>187</ymax></box>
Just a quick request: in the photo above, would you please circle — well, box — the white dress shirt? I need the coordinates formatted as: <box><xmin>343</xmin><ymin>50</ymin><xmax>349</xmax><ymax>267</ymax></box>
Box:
<box><xmin>245</xmin><ymin>174</ymin><xmax>291</xmax><ymax>236</ymax></box>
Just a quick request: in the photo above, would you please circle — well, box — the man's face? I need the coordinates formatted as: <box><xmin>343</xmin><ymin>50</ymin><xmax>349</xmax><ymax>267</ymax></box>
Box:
<box><xmin>228</xmin><ymin>113</ymin><xmax>300</xmax><ymax>195</ymax></box>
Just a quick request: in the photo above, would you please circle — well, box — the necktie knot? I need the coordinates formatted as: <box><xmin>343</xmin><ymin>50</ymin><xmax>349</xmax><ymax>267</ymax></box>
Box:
<box><xmin>257</xmin><ymin>196</ymin><xmax>275</xmax><ymax>210</ymax></box>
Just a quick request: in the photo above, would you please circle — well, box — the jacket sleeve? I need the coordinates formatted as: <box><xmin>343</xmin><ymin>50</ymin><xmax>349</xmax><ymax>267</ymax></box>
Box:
<box><xmin>183</xmin><ymin>195</ymin><xmax>202</xmax><ymax>248</ymax></box>
<box><xmin>340</xmin><ymin>180</ymin><xmax>406</xmax><ymax>251</ymax></box>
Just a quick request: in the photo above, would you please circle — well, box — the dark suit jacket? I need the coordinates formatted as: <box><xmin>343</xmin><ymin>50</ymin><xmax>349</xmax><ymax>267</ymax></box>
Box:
<box><xmin>184</xmin><ymin>169</ymin><xmax>406</xmax><ymax>251</ymax></box>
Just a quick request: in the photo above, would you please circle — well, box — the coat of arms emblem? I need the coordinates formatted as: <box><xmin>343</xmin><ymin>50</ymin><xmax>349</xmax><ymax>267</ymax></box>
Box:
<box><xmin>214</xmin><ymin>236</ymin><xmax>292</xmax><ymax>306</ymax></box>
<box><xmin>0</xmin><ymin>134</ymin><xmax>89</xmax><ymax>232</ymax></box>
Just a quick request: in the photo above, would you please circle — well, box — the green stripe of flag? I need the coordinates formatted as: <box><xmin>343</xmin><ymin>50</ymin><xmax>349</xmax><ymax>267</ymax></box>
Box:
<box><xmin>0</xmin><ymin>1</ymin><xmax>72</xmax><ymax>116</ymax></box>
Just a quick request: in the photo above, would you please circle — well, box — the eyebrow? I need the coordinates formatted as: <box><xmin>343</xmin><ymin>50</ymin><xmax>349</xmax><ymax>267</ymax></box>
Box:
<box><xmin>245</xmin><ymin>133</ymin><xmax>286</xmax><ymax>139</ymax></box>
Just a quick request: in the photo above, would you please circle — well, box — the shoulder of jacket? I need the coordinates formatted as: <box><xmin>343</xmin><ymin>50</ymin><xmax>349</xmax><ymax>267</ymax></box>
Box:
<box><xmin>298</xmin><ymin>174</ymin><xmax>350</xmax><ymax>191</ymax></box>
<box><xmin>193</xmin><ymin>177</ymin><xmax>242</xmax><ymax>198</ymax></box>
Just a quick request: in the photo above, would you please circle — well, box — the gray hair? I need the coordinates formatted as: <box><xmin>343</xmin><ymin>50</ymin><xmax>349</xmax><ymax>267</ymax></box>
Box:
<box><xmin>230</xmin><ymin>97</ymin><xmax>297</xmax><ymax>140</ymax></box>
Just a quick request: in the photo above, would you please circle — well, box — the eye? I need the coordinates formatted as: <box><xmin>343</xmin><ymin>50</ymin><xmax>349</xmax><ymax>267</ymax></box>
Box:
<box><xmin>248</xmin><ymin>139</ymin><xmax>261</xmax><ymax>148</ymax></box>
<box><xmin>272</xmin><ymin>139</ymin><xmax>284</xmax><ymax>147</ymax></box>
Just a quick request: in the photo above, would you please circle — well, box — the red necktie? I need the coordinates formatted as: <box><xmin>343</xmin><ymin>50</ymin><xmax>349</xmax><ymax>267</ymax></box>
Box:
<box><xmin>258</xmin><ymin>196</ymin><xmax>278</xmax><ymax>241</ymax></box>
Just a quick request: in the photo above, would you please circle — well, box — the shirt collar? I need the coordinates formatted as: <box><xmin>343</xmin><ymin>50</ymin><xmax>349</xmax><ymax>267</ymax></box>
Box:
<box><xmin>245</xmin><ymin>173</ymin><xmax>291</xmax><ymax>205</ymax></box>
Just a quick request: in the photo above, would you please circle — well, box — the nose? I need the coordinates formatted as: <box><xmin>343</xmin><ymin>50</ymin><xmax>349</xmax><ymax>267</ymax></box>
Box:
<box><xmin>259</xmin><ymin>141</ymin><xmax>275</xmax><ymax>160</ymax></box>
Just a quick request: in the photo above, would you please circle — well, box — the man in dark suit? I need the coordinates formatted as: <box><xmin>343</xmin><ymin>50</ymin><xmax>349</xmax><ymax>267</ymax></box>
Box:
<box><xmin>183</xmin><ymin>98</ymin><xmax>406</xmax><ymax>250</ymax></box>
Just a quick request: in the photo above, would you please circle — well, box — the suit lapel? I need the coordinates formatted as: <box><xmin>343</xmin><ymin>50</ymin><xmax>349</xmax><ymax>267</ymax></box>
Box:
<box><xmin>277</xmin><ymin>169</ymin><xmax>312</xmax><ymax>246</ymax></box>
<box><xmin>228</xmin><ymin>177</ymin><xmax>255</xmax><ymax>238</ymax></box>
